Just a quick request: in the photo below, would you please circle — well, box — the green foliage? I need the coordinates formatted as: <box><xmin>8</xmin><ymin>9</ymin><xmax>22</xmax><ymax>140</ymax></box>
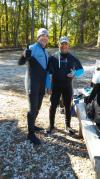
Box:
<box><xmin>0</xmin><ymin>0</ymin><xmax>100</xmax><ymax>47</ymax></box>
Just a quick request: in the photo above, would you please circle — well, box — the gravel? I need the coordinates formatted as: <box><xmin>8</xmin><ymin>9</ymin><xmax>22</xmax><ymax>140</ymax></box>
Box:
<box><xmin>0</xmin><ymin>49</ymin><xmax>100</xmax><ymax>178</ymax></box>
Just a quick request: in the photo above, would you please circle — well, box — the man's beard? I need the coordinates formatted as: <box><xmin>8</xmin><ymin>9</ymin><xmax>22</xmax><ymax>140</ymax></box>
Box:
<box><xmin>60</xmin><ymin>49</ymin><xmax>68</xmax><ymax>54</ymax></box>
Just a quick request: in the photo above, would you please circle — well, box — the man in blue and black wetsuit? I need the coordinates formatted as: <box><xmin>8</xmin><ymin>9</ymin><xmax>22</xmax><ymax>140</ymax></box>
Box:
<box><xmin>47</xmin><ymin>36</ymin><xmax>84</xmax><ymax>134</ymax></box>
<box><xmin>20</xmin><ymin>28</ymin><xmax>50</xmax><ymax>144</ymax></box>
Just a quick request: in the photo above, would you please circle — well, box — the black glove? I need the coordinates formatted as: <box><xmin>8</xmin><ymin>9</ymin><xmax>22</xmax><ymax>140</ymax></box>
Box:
<box><xmin>26</xmin><ymin>44</ymin><xmax>31</xmax><ymax>58</ymax></box>
<box><xmin>18</xmin><ymin>55</ymin><xmax>27</xmax><ymax>65</ymax></box>
<box><xmin>18</xmin><ymin>44</ymin><xmax>31</xmax><ymax>65</ymax></box>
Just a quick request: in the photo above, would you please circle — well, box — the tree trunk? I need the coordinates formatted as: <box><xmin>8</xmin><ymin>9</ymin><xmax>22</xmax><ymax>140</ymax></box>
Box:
<box><xmin>4</xmin><ymin>0</ymin><xmax>9</xmax><ymax>44</ymax></box>
<box><xmin>31</xmin><ymin>0</ymin><xmax>34</xmax><ymax>43</ymax></box>
<box><xmin>46</xmin><ymin>0</ymin><xmax>48</xmax><ymax>29</ymax></box>
<box><xmin>13</xmin><ymin>0</ymin><xmax>21</xmax><ymax>47</ymax></box>
<box><xmin>79</xmin><ymin>0</ymin><xmax>87</xmax><ymax>45</ymax></box>
<box><xmin>59</xmin><ymin>2</ymin><xmax>65</xmax><ymax>38</ymax></box>
<box><xmin>0</xmin><ymin>16</ymin><xmax>1</xmax><ymax>43</ymax></box>
<box><xmin>53</xmin><ymin>20</ymin><xmax>57</xmax><ymax>46</ymax></box>
<box><xmin>26</xmin><ymin>0</ymin><xmax>29</xmax><ymax>44</ymax></box>
<box><xmin>80</xmin><ymin>17</ymin><xmax>84</xmax><ymax>44</ymax></box>
<box><xmin>97</xmin><ymin>22</ymin><xmax>100</xmax><ymax>48</ymax></box>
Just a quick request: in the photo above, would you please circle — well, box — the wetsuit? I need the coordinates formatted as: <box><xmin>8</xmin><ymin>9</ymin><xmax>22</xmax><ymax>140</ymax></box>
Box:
<box><xmin>87</xmin><ymin>84</ymin><xmax>100</xmax><ymax>106</ymax></box>
<box><xmin>26</xmin><ymin>42</ymin><xmax>50</xmax><ymax>137</ymax></box>
<box><xmin>48</xmin><ymin>51</ymin><xmax>84</xmax><ymax>129</ymax></box>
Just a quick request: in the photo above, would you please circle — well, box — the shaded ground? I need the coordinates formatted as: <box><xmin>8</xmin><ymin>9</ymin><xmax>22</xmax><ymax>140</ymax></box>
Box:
<box><xmin>0</xmin><ymin>49</ymin><xmax>100</xmax><ymax>179</ymax></box>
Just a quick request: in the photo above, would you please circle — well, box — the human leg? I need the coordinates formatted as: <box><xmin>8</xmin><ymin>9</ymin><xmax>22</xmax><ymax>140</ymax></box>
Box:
<box><xmin>33</xmin><ymin>87</ymin><xmax>45</xmax><ymax>131</ymax></box>
<box><xmin>62</xmin><ymin>86</ymin><xmax>75</xmax><ymax>134</ymax></box>
<box><xmin>27</xmin><ymin>88</ymin><xmax>42</xmax><ymax>144</ymax></box>
<box><xmin>48</xmin><ymin>86</ymin><xmax>61</xmax><ymax>132</ymax></box>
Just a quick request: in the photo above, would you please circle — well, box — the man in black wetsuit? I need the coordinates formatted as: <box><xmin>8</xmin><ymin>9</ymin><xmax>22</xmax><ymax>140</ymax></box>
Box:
<box><xmin>19</xmin><ymin>28</ymin><xmax>50</xmax><ymax>144</ymax></box>
<box><xmin>85</xmin><ymin>61</ymin><xmax>100</xmax><ymax>124</ymax></box>
<box><xmin>48</xmin><ymin>36</ymin><xmax>84</xmax><ymax>134</ymax></box>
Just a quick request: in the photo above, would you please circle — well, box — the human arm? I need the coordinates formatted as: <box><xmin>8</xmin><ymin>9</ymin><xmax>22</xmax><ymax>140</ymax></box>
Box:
<box><xmin>45</xmin><ymin>56</ymin><xmax>55</xmax><ymax>94</ymax></box>
<box><xmin>74</xmin><ymin>58</ymin><xmax>84</xmax><ymax>77</ymax></box>
<box><xmin>18</xmin><ymin>45</ymin><xmax>31</xmax><ymax>65</ymax></box>
<box><xmin>66</xmin><ymin>54</ymin><xmax>84</xmax><ymax>78</ymax></box>
<box><xmin>85</xmin><ymin>84</ymin><xmax>98</xmax><ymax>104</ymax></box>
<box><xmin>45</xmin><ymin>73</ymin><xmax>52</xmax><ymax>94</ymax></box>
<box><xmin>88</xmin><ymin>84</ymin><xmax>99</xmax><ymax>102</ymax></box>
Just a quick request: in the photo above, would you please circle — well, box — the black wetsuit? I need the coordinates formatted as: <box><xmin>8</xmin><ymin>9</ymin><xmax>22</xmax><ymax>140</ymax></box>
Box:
<box><xmin>27</xmin><ymin>57</ymin><xmax>47</xmax><ymax>134</ymax></box>
<box><xmin>88</xmin><ymin>84</ymin><xmax>100</xmax><ymax>106</ymax></box>
<box><xmin>48</xmin><ymin>52</ymin><xmax>83</xmax><ymax>128</ymax></box>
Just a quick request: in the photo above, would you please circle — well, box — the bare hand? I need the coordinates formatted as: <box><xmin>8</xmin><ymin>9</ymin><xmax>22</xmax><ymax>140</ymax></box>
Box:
<box><xmin>67</xmin><ymin>69</ymin><xmax>75</xmax><ymax>78</ymax></box>
<box><xmin>67</xmin><ymin>73</ymin><xmax>74</xmax><ymax>78</ymax></box>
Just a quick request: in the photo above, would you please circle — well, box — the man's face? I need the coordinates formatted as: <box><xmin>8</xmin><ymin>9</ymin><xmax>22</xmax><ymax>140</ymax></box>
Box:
<box><xmin>38</xmin><ymin>35</ymin><xmax>48</xmax><ymax>48</ymax></box>
<box><xmin>59</xmin><ymin>42</ymin><xmax>69</xmax><ymax>53</ymax></box>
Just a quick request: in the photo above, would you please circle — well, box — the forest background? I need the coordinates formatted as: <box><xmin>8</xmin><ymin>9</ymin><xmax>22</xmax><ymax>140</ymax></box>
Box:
<box><xmin>0</xmin><ymin>0</ymin><xmax>100</xmax><ymax>48</ymax></box>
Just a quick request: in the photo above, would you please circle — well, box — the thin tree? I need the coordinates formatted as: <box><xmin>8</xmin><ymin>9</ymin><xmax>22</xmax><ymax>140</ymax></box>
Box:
<box><xmin>25</xmin><ymin>0</ymin><xmax>30</xmax><ymax>44</ymax></box>
<box><xmin>97</xmin><ymin>2</ymin><xmax>100</xmax><ymax>48</ymax></box>
<box><xmin>59</xmin><ymin>0</ymin><xmax>65</xmax><ymax>37</ymax></box>
<box><xmin>4</xmin><ymin>0</ymin><xmax>9</xmax><ymax>44</ymax></box>
<box><xmin>79</xmin><ymin>0</ymin><xmax>87</xmax><ymax>45</ymax></box>
<box><xmin>13</xmin><ymin>0</ymin><xmax>22</xmax><ymax>47</ymax></box>
<box><xmin>46</xmin><ymin>0</ymin><xmax>48</xmax><ymax>29</ymax></box>
<box><xmin>31</xmin><ymin>0</ymin><xmax>34</xmax><ymax>43</ymax></box>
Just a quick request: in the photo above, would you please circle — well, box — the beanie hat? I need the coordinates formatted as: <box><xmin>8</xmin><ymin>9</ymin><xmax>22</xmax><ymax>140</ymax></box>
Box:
<box><xmin>37</xmin><ymin>28</ymin><xmax>48</xmax><ymax>38</ymax></box>
<box><xmin>59</xmin><ymin>36</ymin><xmax>69</xmax><ymax>43</ymax></box>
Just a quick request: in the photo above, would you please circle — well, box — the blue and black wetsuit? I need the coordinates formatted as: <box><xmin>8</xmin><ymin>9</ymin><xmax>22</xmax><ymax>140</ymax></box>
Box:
<box><xmin>26</xmin><ymin>42</ymin><xmax>49</xmax><ymax>136</ymax></box>
<box><xmin>48</xmin><ymin>51</ymin><xmax>84</xmax><ymax>129</ymax></box>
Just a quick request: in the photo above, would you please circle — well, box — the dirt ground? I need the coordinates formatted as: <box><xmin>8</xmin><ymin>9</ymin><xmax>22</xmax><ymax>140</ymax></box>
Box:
<box><xmin>0</xmin><ymin>49</ymin><xmax>100</xmax><ymax>179</ymax></box>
